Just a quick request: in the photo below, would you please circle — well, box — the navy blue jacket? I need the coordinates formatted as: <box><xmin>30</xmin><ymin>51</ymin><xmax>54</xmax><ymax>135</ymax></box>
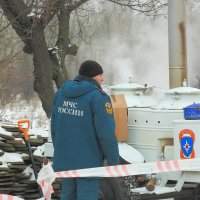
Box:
<box><xmin>51</xmin><ymin>75</ymin><xmax>119</xmax><ymax>171</ymax></box>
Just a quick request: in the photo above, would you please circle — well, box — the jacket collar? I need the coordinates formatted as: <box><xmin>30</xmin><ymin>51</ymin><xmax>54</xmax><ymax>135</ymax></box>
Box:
<box><xmin>74</xmin><ymin>75</ymin><xmax>102</xmax><ymax>90</ymax></box>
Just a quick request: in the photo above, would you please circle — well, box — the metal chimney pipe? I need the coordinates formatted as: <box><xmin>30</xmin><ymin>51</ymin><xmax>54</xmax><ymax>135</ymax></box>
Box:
<box><xmin>168</xmin><ymin>0</ymin><xmax>187</xmax><ymax>88</ymax></box>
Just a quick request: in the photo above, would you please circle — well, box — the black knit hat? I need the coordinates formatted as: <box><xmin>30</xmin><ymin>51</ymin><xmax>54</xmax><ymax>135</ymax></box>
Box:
<box><xmin>79</xmin><ymin>60</ymin><xmax>103</xmax><ymax>78</ymax></box>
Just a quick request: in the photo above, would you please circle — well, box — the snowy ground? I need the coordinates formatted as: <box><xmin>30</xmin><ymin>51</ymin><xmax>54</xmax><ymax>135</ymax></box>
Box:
<box><xmin>1</xmin><ymin>95</ymin><xmax>50</xmax><ymax>132</ymax></box>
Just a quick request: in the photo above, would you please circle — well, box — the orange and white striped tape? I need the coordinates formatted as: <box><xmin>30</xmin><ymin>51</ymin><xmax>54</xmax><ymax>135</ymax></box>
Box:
<box><xmin>37</xmin><ymin>180</ymin><xmax>54</xmax><ymax>200</ymax></box>
<box><xmin>55</xmin><ymin>158</ymin><xmax>200</xmax><ymax>178</ymax></box>
<box><xmin>0</xmin><ymin>194</ymin><xmax>45</xmax><ymax>200</ymax></box>
<box><xmin>37</xmin><ymin>158</ymin><xmax>200</xmax><ymax>200</ymax></box>
<box><xmin>0</xmin><ymin>194</ymin><xmax>24</xmax><ymax>200</ymax></box>
<box><xmin>2</xmin><ymin>159</ymin><xmax>200</xmax><ymax>200</ymax></box>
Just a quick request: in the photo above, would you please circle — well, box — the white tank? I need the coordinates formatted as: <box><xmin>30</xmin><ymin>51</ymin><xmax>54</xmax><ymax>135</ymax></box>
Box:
<box><xmin>109</xmin><ymin>82</ymin><xmax>158</xmax><ymax>108</ymax></box>
<box><xmin>109</xmin><ymin>83</ymin><xmax>200</xmax><ymax>162</ymax></box>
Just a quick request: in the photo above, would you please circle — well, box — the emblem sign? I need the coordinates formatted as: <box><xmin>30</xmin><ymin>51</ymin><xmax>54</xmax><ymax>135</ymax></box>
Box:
<box><xmin>179</xmin><ymin>129</ymin><xmax>195</xmax><ymax>159</ymax></box>
<box><xmin>105</xmin><ymin>102</ymin><xmax>113</xmax><ymax>115</ymax></box>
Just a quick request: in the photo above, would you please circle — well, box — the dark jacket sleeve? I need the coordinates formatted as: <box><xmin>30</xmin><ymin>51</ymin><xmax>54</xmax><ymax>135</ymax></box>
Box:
<box><xmin>91</xmin><ymin>91</ymin><xmax>119</xmax><ymax>166</ymax></box>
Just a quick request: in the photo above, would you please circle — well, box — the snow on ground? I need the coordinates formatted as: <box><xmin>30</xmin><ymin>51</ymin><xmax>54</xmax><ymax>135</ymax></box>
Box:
<box><xmin>1</xmin><ymin>94</ymin><xmax>50</xmax><ymax>131</ymax></box>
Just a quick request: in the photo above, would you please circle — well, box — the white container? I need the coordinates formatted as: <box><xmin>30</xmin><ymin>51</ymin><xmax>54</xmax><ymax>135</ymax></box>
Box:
<box><xmin>127</xmin><ymin>108</ymin><xmax>183</xmax><ymax>162</ymax></box>
<box><xmin>108</xmin><ymin>82</ymin><xmax>158</xmax><ymax>108</ymax></box>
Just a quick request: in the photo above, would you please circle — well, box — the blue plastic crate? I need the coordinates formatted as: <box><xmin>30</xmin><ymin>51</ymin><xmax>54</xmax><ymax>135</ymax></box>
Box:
<box><xmin>183</xmin><ymin>103</ymin><xmax>200</xmax><ymax>120</ymax></box>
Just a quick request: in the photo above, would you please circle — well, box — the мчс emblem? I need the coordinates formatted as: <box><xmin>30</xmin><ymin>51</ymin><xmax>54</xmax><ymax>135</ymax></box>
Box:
<box><xmin>105</xmin><ymin>102</ymin><xmax>113</xmax><ymax>115</ymax></box>
<box><xmin>179</xmin><ymin>129</ymin><xmax>195</xmax><ymax>159</ymax></box>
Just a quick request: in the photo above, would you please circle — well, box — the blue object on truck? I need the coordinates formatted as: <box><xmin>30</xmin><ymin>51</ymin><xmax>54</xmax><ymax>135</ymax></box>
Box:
<box><xmin>183</xmin><ymin>103</ymin><xmax>200</xmax><ymax>120</ymax></box>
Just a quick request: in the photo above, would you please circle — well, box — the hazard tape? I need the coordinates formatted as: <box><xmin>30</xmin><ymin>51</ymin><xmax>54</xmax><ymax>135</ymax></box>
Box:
<box><xmin>37</xmin><ymin>180</ymin><xmax>54</xmax><ymax>200</ymax></box>
<box><xmin>55</xmin><ymin>158</ymin><xmax>200</xmax><ymax>178</ymax></box>
<box><xmin>0</xmin><ymin>194</ymin><xmax>24</xmax><ymax>200</ymax></box>
<box><xmin>3</xmin><ymin>159</ymin><xmax>200</xmax><ymax>200</ymax></box>
<box><xmin>37</xmin><ymin>158</ymin><xmax>200</xmax><ymax>200</ymax></box>
<box><xmin>0</xmin><ymin>194</ymin><xmax>45</xmax><ymax>200</ymax></box>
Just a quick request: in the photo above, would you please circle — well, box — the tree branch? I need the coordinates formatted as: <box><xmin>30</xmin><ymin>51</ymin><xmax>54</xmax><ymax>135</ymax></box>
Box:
<box><xmin>0</xmin><ymin>0</ymin><xmax>32</xmax><ymax>26</ymax></box>
<box><xmin>42</xmin><ymin>0</ymin><xmax>63</xmax><ymax>27</ymax></box>
<box><xmin>107</xmin><ymin>0</ymin><xmax>166</xmax><ymax>16</ymax></box>
<box><xmin>0</xmin><ymin>8</ymin><xmax>30</xmax><ymax>33</ymax></box>
<box><xmin>68</xmin><ymin>0</ymin><xmax>90</xmax><ymax>11</ymax></box>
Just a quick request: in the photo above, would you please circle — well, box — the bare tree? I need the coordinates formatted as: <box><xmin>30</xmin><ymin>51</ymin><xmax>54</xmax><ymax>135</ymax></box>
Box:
<box><xmin>0</xmin><ymin>9</ymin><xmax>23</xmax><ymax>118</ymax></box>
<box><xmin>0</xmin><ymin>0</ymin><xmax>88</xmax><ymax>118</ymax></box>
<box><xmin>0</xmin><ymin>0</ymin><xmax>166</xmax><ymax>118</ymax></box>
<box><xmin>0</xmin><ymin>50</ymin><xmax>23</xmax><ymax>117</ymax></box>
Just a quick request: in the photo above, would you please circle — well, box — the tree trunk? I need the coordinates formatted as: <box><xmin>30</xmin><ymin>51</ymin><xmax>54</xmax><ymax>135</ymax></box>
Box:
<box><xmin>31</xmin><ymin>24</ymin><xmax>54</xmax><ymax>118</ymax></box>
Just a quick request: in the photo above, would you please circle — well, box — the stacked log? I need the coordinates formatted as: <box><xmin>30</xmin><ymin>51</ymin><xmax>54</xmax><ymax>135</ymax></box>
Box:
<box><xmin>0</xmin><ymin>122</ymin><xmax>61</xmax><ymax>199</ymax></box>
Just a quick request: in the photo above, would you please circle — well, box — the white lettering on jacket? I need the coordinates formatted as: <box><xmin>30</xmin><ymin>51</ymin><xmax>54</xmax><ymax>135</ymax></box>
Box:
<box><xmin>63</xmin><ymin>101</ymin><xmax>77</xmax><ymax>108</ymax></box>
<box><xmin>57</xmin><ymin>101</ymin><xmax>84</xmax><ymax>117</ymax></box>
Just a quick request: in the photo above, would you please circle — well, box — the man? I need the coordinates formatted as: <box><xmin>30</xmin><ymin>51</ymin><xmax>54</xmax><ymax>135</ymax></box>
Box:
<box><xmin>51</xmin><ymin>60</ymin><xmax>119</xmax><ymax>200</ymax></box>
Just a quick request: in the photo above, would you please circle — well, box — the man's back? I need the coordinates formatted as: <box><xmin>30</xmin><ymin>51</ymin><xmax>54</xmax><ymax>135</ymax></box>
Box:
<box><xmin>51</xmin><ymin>77</ymin><xmax>119</xmax><ymax>171</ymax></box>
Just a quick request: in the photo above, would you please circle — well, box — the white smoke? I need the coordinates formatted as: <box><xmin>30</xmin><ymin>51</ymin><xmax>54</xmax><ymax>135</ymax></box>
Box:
<box><xmin>187</xmin><ymin>5</ymin><xmax>200</xmax><ymax>88</ymax></box>
<box><xmin>69</xmin><ymin>1</ymin><xmax>200</xmax><ymax>89</ymax></box>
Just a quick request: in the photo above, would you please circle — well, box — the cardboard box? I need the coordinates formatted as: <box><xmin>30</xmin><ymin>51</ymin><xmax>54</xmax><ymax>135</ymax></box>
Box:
<box><xmin>110</xmin><ymin>94</ymin><xmax>128</xmax><ymax>142</ymax></box>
